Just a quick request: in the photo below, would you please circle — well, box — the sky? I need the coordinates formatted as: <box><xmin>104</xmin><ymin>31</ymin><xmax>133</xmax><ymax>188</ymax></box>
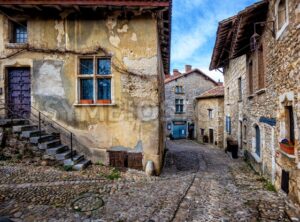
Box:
<box><xmin>170</xmin><ymin>0</ymin><xmax>259</xmax><ymax>82</ymax></box>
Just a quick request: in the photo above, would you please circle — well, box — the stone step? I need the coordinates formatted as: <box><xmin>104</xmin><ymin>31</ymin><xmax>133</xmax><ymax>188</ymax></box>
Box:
<box><xmin>38</xmin><ymin>139</ymin><xmax>61</xmax><ymax>150</ymax></box>
<box><xmin>30</xmin><ymin>135</ymin><xmax>57</xmax><ymax>144</ymax></box>
<box><xmin>64</xmin><ymin>154</ymin><xmax>84</xmax><ymax>166</ymax></box>
<box><xmin>13</xmin><ymin>125</ymin><xmax>38</xmax><ymax>133</ymax></box>
<box><xmin>21</xmin><ymin>130</ymin><xmax>46</xmax><ymax>139</ymax></box>
<box><xmin>46</xmin><ymin>145</ymin><xmax>69</xmax><ymax>155</ymax></box>
<box><xmin>0</xmin><ymin>119</ymin><xmax>29</xmax><ymax>127</ymax></box>
<box><xmin>73</xmin><ymin>159</ymin><xmax>91</xmax><ymax>171</ymax></box>
<box><xmin>56</xmin><ymin>150</ymin><xmax>77</xmax><ymax>161</ymax></box>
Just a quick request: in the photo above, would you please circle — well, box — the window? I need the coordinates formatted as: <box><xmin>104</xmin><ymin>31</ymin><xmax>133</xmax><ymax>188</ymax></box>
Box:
<box><xmin>275</xmin><ymin>0</ymin><xmax>289</xmax><ymax>38</ymax></box>
<box><xmin>226</xmin><ymin>116</ymin><xmax>231</xmax><ymax>135</ymax></box>
<box><xmin>208</xmin><ymin>109</ymin><xmax>213</xmax><ymax>119</ymax></box>
<box><xmin>248</xmin><ymin>60</ymin><xmax>253</xmax><ymax>95</ymax></box>
<box><xmin>243</xmin><ymin>125</ymin><xmax>247</xmax><ymax>140</ymax></box>
<box><xmin>175</xmin><ymin>99</ymin><xmax>184</xmax><ymax>113</ymax></box>
<box><xmin>285</xmin><ymin>106</ymin><xmax>295</xmax><ymax>144</ymax></box>
<box><xmin>227</xmin><ymin>87</ymin><xmax>230</xmax><ymax>103</ymax></box>
<box><xmin>175</xmin><ymin>86</ymin><xmax>183</xmax><ymax>94</ymax></box>
<box><xmin>255</xmin><ymin>125</ymin><xmax>261</xmax><ymax>157</ymax></box>
<box><xmin>78</xmin><ymin>57</ymin><xmax>112</xmax><ymax>104</ymax></box>
<box><xmin>11</xmin><ymin>21</ymin><xmax>27</xmax><ymax>43</ymax></box>
<box><xmin>200</xmin><ymin>128</ymin><xmax>205</xmax><ymax>136</ymax></box>
<box><xmin>258</xmin><ymin>46</ymin><xmax>265</xmax><ymax>89</ymax></box>
<box><xmin>238</xmin><ymin>77</ymin><xmax>242</xmax><ymax>100</ymax></box>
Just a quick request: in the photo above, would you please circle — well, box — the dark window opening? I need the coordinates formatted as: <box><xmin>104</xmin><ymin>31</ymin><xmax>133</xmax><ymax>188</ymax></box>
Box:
<box><xmin>238</xmin><ymin>77</ymin><xmax>242</xmax><ymax>100</ymax></box>
<box><xmin>226</xmin><ymin>116</ymin><xmax>231</xmax><ymax>135</ymax></box>
<box><xmin>200</xmin><ymin>128</ymin><xmax>205</xmax><ymax>136</ymax></box>
<box><xmin>248</xmin><ymin>60</ymin><xmax>253</xmax><ymax>95</ymax></box>
<box><xmin>208</xmin><ymin>109</ymin><xmax>213</xmax><ymax>119</ymax></box>
<box><xmin>175</xmin><ymin>99</ymin><xmax>184</xmax><ymax>113</ymax></box>
<box><xmin>258</xmin><ymin>46</ymin><xmax>265</xmax><ymax>89</ymax></box>
<box><xmin>255</xmin><ymin>125</ymin><xmax>261</xmax><ymax>157</ymax></box>
<box><xmin>281</xmin><ymin>169</ymin><xmax>289</xmax><ymax>194</ymax></box>
<box><xmin>285</xmin><ymin>106</ymin><xmax>295</xmax><ymax>144</ymax></box>
<box><xmin>11</xmin><ymin>21</ymin><xmax>27</xmax><ymax>43</ymax></box>
<box><xmin>175</xmin><ymin>86</ymin><xmax>183</xmax><ymax>94</ymax></box>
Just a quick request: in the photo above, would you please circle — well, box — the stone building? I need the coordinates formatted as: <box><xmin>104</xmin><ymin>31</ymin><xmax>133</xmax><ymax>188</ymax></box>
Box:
<box><xmin>210</xmin><ymin>0</ymin><xmax>300</xmax><ymax>203</ymax></box>
<box><xmin>195</xmin><ymin>86</ymin><xmax>224</xmax><ymax>148</ymax></box>
<box><xmin>164</xmin><ymin>66</ymin><xmax>218</xmax><ymax>139</ymax></box>
<box><xmin>0</xmin><ymin>0</ymin><xmax>172</xmax><ymax>174</ymax></box>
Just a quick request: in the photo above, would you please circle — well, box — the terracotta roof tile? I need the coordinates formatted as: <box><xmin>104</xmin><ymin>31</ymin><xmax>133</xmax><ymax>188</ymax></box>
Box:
<box><xmin>196</xmin><ymin>86</ymin><xmax>224</xmax><ymax>99</ymax></box>
<box><xmin>164</xmin><ymin>69</ymin><xmax>217</xmax><ymax>85</ymax></box>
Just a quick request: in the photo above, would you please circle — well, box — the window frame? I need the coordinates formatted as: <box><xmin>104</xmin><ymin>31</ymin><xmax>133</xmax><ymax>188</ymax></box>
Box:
<box><xmin>238</xmin><ymin>77</ymin><xmax>242</xmax><ymax>101</ymax></box>
<box><xmin>275</xmin><ymin>0</ymin><xmax>289</xmax><ymax>39</ymax></box>
<box><xmin>175</xmin><ymin>99</ymin><xmax>184</xmax><ymax>113</ymax></box>
<box><xmin>77</xmin><ymin>56</ymin><xmax>113</xmax><ymax>105</ymax></box>
<box><xmin>10</xmin><ymin>20</ymin><xmax>28</xmax><ymax>44</ymax></box>
<box><xmin>208</xmin><ymin>109</ymin><xmax>213</xmax><ymax>119</ymax></box>
<box><xmin>175</xmin><ymin>85</ymin><xmax>184</xmax><ymax>94</ymax></box>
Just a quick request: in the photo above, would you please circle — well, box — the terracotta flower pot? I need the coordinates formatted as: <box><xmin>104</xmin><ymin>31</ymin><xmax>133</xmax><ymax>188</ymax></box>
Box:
<box><xmin>80</xmin><ymin>99</ymin><xmax>93</xmax><ymax>104</ymax></box>
<box><xmin>279</xmin><ymin>142</ymin><xmax>295</xmax><ymax>155</ymax></box>
<box><xmin>96</xmin><ymin>100</ymin><xmax>111</xmax><ymax>104</ymax></box>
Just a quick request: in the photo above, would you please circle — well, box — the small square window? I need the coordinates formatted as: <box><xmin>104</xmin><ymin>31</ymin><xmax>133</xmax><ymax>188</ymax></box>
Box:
<box><xmin>97</xmin><ymin>58</ymin><xmax>111</xmax><ymax>75</ymax></box>
<box><xmin>80</xmin><ymin>59</ymin><xmax>93</xmax><ymax>75</ymax></box>
<box><xmin>11</xmin><ymin>21</ymin><xmax>27</xmax><ymax>43</ymax></box>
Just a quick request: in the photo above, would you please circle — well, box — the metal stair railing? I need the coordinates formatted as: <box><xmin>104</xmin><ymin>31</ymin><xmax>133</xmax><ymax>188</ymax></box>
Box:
<box><xmin>0</xmin><ymin>100</ymin><xmax>89</xmax><ymax>162</ymax></box>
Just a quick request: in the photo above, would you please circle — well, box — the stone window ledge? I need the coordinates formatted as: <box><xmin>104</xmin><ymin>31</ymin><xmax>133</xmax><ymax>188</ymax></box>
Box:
<box><xmin>256</xmin><ymin>88</ymin><xmax>266</xmax><ymax>95</ymax></box>
<box><xmin>277</xmin><ymin>149</ymin><xmax>296</xmax><ymax>159</ymax></box>
<box><xmin>74</xmin><ymin>103</ymin><xmax>117</xmax><ymax>107</ymax></box>
<box><xmin>5</xmin><ymin>43</ymin><xmax>28</xmax><ymax>49</ymax></box>
<box><xmin>251</xmin><ymin>152</ymin><xmax>262</xmax><ymax>163</ymax></box>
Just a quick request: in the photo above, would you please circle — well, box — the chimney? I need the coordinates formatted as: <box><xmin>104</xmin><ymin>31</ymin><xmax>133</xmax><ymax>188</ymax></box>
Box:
<box><xmin>173</xmin><ymin>69</ymin><xmax>181</xmax><ymax>76</ymax></box>
<box><xmin>185</xmin><ymin>65</ymin><xmax>192</xmax><ymax>73</ymax></box>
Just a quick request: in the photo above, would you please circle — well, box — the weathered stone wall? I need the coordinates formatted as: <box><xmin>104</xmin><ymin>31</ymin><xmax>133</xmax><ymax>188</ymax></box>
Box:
<box><xmin>195</xmin><ymin>97</ymin><xmax>224</xmax><ymax>148</ymax></box>
<box><xmin>223</xmin><ymin>0</ymin><xmax>300</xmax><ymax>203</ymax></box>
<box><xmin>265</xmin><ymin>0</ymin><xmax>300</xmax><ymax>203</ymax></box>
<box><xmin>165</xmin><ymin>72</ymin><xmax>217</xmax><ymax>136</ymax></box>
<box><xmin>223</xmin><ymin>55</ymin><xmax>246</xmax><ymax>152</ymax></box>
<box><xmin>0</xmin><ymin>11</ymin><xmax>165</xmax><ymax>173</ymax></box>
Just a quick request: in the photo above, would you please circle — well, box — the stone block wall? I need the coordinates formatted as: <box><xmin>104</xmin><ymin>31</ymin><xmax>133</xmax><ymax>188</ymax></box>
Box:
<box><xmin>165</xmin><ymin>71</ymin><xmax>217</xmax><ymax>136</ymax></box>
<box><xmin>195</xmin><ymin>97</ymin><xmax>224</xmax><ymax>148</ymax></box>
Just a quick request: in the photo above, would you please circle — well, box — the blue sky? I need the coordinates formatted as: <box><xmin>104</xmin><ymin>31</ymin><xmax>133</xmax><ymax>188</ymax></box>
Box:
<box><xmin>170</xmin><ymin>0</ymin><xmax>259</xmax><ymax>82</ymax></box>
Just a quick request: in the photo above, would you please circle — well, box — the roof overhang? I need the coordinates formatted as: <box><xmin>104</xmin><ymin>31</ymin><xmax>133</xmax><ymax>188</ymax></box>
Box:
<box><xmin>210</xmin><ymin>0</ymin><xmax>269</xmax><ymax>70</ymax></box>
<box><xmin>0</xmin><ymin>0</ymin><xmax>172</xmax><ymax>74</ymax></box>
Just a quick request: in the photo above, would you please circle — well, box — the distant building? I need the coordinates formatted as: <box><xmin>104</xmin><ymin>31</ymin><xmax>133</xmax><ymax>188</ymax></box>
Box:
<box><xmin>210</xmin><ymin>0</ymin><xmax>300</xmax><ymax>203</ymax></box>
<box><xmin>164</xmin><ymin>65</ymin><xmax>218</xmax><ymax>139</ymax></box>
<box><xmin>195</xmin><ymin>86</ymin><xmax>224</xmax><ymax>148</ymax></box>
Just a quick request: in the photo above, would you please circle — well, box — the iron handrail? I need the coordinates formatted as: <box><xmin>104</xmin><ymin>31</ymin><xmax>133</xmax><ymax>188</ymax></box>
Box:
<box><xmin>0</xmin><ymin>100</ymin><xmax>82</xmax><ymax>161</ymax></box>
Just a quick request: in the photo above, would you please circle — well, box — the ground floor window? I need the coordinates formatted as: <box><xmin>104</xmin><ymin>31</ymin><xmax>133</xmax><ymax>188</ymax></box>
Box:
<box><xmin>78</xmin><ymin>57</ymin><xmax>112</xmax><ymax>104</ymax></box>
<box><xmin>226</xmin><ymin>116</ymin><xmax>231</xmax><ymax>135</ymax></box>
<box><xmin>285</xmin><ymin>106</ymin><xmax>295</xmax><ymax>144</ymax></box>
<box><xmin>255</xmin><ymin>125</ymin><xmax>261</xmax><ymax>157</ymax></box>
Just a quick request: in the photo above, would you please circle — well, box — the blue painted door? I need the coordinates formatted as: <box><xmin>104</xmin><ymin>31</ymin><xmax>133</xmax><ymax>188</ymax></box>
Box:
<box><xmin>173</xmin><ymin>123</ymin><xmax>187</xmax><ymax>139</ymax></box>
<box><xmin>255</xmin><ymin>125</ymin><xmax>260</xmax><ymax>156</ymax></box>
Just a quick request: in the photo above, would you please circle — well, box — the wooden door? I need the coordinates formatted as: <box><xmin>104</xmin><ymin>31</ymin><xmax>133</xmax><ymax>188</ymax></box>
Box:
<box><xmin>7</xmin><ymin>68</ymin><xmax>31</xmax><ymax>118</ymax></box>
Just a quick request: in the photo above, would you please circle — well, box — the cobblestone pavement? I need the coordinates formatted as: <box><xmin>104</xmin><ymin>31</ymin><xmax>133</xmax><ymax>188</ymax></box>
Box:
<box><xmin>0</xmin><ymin>140</ymin><xmax>299</xmax><ymax>221</ymax></box>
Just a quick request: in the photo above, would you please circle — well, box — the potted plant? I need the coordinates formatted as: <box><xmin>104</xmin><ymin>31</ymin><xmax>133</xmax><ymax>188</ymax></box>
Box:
<box><xmin>279</xmin><ymin>139</ymin><xmax>295</xmax><ymax>155</ymax></box>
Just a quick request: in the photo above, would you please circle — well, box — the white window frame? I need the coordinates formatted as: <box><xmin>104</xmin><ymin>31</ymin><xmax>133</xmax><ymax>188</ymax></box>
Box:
<box><xmin>275</xmin><ymin>0</ymin><xmax>289</xmax><ymax>39</ymax></box>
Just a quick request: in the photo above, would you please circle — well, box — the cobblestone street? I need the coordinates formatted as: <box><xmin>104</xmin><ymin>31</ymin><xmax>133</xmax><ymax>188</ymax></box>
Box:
<box><xmin>1</xmin><ymin>140</ymin><xmax>298</xmax><ymax>221</ymax></box>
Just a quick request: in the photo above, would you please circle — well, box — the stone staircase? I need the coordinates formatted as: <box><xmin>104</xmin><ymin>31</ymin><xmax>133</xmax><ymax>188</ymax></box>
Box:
<box><xmin>1</xmin><ymin>118</ymin><xmax>91</xmax><ymax>170</ymax></box>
